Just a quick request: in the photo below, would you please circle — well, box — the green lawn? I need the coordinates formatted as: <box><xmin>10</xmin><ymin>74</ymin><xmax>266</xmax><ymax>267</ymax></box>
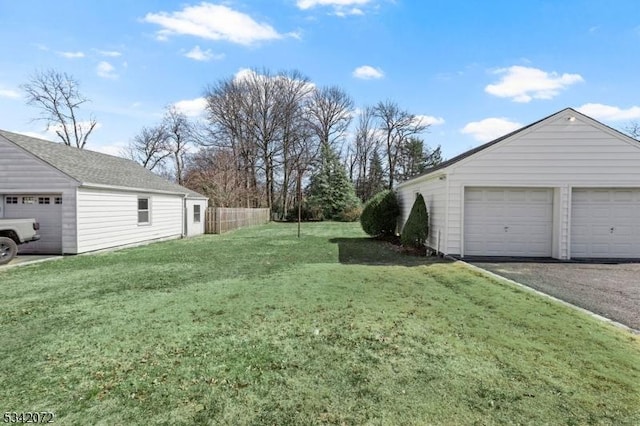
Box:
<box><xmin>1</xmin><ymin>222</ymin><xmax>639</xmax><ymax>425</ymax></box>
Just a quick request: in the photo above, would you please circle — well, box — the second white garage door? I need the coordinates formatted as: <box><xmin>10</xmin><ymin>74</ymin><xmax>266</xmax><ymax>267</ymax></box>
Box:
<box><xmin>571</xmin><ymin>189</ymin><xmax>640</xmax><ymax>258</ymax></box>
<box><xmin>464</xmin><ymin>188</ymin><xmax>553</xmax><ymax>257</ymax></box>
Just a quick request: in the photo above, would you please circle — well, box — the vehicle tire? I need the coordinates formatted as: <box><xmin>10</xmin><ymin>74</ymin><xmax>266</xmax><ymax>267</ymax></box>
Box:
<box><xmin>0</xmin><ymin>236</ymin><xmax>18</xmax><ymax>265</ymax></box>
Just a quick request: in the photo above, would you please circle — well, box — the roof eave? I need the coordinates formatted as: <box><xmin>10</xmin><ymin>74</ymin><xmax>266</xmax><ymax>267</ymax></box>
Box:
<box><xmin>80</xmin><ymin>182</ymin><xmax>191</xmax><ymax>197</ymax></box>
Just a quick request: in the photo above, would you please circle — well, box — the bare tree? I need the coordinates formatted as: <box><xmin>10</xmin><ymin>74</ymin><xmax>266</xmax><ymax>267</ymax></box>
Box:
<box><xmin>352</xmin><ymin>107</ymin><xmax>380</xmax><ymax>199</ymax></box>
<box><xmin>373</xmin><ymin>100</ymin><xmax>429</xmax><ymax>189</ymax></box>
<box><xmin>21</xmin><ymin>69</ymin><xmax>97</xmax><ymax>149</ymax></box>
<box><xmin>306</xmin><ymin>86</ymin><xmax>354</xmax><ymax>148</ymax></box>
<box><xmin>204</xmin><ymin>76</ymin><xmax>260</xmax><ymax>207</ymax></box>
<box><xmin>122</xmin><ymin>124</ymin><xmax>171</xmax><ymax>171</ymax></box>
<box><xmin>164</xmin><ymin>106</ymin><xmax>194</xmax><ymax>185</ymax></box>
<box><xmin>274</xmin><ymin>70</ymin><xmax>314</xmax><ymax>218</ymax></box>
<box><xmin>625</xmin><ymin>122</ymin><xmax>640</xmax><ymax>140</ymax></box>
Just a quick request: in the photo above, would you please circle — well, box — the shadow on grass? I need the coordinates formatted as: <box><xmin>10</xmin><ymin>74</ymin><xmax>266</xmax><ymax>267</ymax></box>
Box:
<box><xmin>329</xmin><ymin>237</ymin><xmax>452</xmax><ymax>267</ymax></box>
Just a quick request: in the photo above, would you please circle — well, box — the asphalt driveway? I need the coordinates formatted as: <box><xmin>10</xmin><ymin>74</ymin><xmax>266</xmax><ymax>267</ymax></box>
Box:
<box><xmin>469</xmin><ymin>260</ymin><xmax>640</xmax><ymax>332</ymax></box>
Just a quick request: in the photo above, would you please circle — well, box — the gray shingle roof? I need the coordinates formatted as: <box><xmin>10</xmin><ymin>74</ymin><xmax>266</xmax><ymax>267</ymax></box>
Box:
<box><xmin>0</xmin><ymin>130</ymin><xmax>206</xmax><ymax>198</ymax></box>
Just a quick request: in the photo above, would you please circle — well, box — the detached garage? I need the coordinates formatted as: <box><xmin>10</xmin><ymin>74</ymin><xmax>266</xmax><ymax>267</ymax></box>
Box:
<box><xmin>0</xmin><ymin>130</ymin><xmax>208</xmax><ymax>255</ymax></box>
<box><xmin>396</xmin><ymin>107</ymin><xmax>640</xmax><ymax>260</ymax></box>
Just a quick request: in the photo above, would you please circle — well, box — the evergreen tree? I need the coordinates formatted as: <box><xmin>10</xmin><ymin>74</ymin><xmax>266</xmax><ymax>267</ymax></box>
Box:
<box><xmin>361</xmin><ymin>149</ymin><xmax>385</xmax><ymax>201</ymax></box>
<box><xmin>401</xmin><ymin>193</ymin><xmax>429</xmax><ymax>248</ymax></box>
<box><xmin>307</xmin><ymin>143</ymin><xmax>361</xmax><ymax>220</ymax></box>
<box><xmin>398</xmin><ymin>138</ymin><xmax>443</xmax><ymax>180</ymax></box>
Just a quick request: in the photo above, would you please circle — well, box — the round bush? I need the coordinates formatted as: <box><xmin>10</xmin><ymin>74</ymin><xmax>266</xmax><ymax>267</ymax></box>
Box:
<box><xmin>360</xmin><ymin>190</ymin><xmax>400</xmax><ymax>237</ymax></box>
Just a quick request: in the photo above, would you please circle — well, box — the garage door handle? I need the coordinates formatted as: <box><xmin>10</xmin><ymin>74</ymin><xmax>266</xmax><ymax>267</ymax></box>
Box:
<box><xmin>504</xmin><ymin>226</ymin><xmax>509</xmax><ymax>232</ymax></box>
<box><xmin>610</xmin><ymin>227</ymin><xmax>615</xmax><ymax>233</ymax></box>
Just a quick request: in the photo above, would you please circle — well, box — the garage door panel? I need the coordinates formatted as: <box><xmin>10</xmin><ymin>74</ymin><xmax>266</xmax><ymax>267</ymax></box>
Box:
<box><xmin>612</xmin><ymin>209</ymin><xmax>635</xmax><ymax>220</ymax></box>
<box><xmin>3</xmin><ymin>194</ymin><xmax>62</xmax><ymax>254</ymax></box>
<box><xmin>612</xmin><ymin>190</ymin><xmax>636</xmax><ymax>202</ymax></box>
<box><xmin>571</xmin><ymin>188</ymin><xmax>640</xmax><ymax>258</ymax></box>
<box><xmin>464</xmin><ymin>188</ymin><xmax>553</xmax><ymax>257</ymax></box>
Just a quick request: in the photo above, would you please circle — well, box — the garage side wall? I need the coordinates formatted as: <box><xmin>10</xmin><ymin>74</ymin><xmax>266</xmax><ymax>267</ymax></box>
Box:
<box><xmin>0</xmin><ymin>137</ymin><xmax>78</xmax><ymax>253</ymax></box>
<box><xmin>76</xmin><ymin>188</ymin><xmax>183</xmax><ymax>253</ymax></box>
<box><xmin>396</xmin><ymin>175</ymin><xmax>447</xmax><ymax>253</ymax></box>
<box><xmin>445</xmin><ymin>111</ymin><xmax>640</xmax><ymax>258</ymax></box>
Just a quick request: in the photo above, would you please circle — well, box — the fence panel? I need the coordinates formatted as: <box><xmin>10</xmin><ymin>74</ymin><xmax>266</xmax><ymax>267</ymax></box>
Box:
<box><xmin>204</xmin><ymin>207</ymin><xmax>270</xmax><ymax>234</ymax></box>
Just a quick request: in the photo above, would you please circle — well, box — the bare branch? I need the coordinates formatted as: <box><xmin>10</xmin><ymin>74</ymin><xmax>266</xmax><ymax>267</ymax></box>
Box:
<box><xmin>20</xmin><ymin>69</ymin><xmax>97</xmax><ymax>148</ymax></box>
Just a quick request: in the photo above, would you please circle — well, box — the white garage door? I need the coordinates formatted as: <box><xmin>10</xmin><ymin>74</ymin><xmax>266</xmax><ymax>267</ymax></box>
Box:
<box><xmin>464</xmin><ymin>188</ymin><xmax>553</xmax><ymax>257</ymax></box>
<box><xmin>3</xmin><ymin>194</ymin><xmax>63</xmax><ymax>254</ymax></box>
<box><xmin>571</xmin><ymin>189</ymin><xmax>640</xmax><ymax>258</ymax></box>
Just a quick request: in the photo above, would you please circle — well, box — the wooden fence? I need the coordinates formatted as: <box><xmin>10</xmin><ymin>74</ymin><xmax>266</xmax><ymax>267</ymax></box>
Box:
<box><xmin>205</xmin><ymin>207</ymin><xmax>270</xmax><ymax>234</ymax></box>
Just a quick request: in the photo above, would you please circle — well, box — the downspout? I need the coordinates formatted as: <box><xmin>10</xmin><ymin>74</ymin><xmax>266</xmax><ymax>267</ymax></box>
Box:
<box><xmin>182</xmin><ymin>195</ymin><xmax>187</xmax><ymax>238</ymax></box>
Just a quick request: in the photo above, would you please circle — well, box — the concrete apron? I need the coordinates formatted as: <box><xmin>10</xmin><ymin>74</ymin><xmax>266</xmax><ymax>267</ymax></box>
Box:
<box><xmin>1</xmin><ymin>255</ymin><xmax>63</xmax><ymax>270</ymax></box>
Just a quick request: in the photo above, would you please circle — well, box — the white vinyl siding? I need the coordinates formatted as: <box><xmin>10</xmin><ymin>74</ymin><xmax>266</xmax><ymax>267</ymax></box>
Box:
<box><xmin>185</xmin><ymin>198</ymin><xmax>208</xmax><ymax>237</ymax></box>
<box><xmin>445</xmin><ymin>112</ymin><xmax>640</xmax><ymax>258</ymax></box>
<box><xmin>76</xmin><ymin>188</ymin><xmax>183</xmax><ymax>253</ymax></box>
<box><xmin>464</xmin><ymin>188</ymin><xmax>553</xmax><ymax>257</ymax></box>
<box><xmin>397</xmin><ymin>109</ymin><xmax>640</xmax><ymax>259</ymax></box>
<box><xmin>571</xmin><ymin>189</ymin><xmax>640</xmax><ymax>258</ymax></box>
<box><xmin>396</xmin><ymin>175</ymin><xmax>447</xmax><ymax>252</ymax></box>
<box><xmin>0</xmin><ymin>137</ymin><xmax>77</xmax><ymax>253</ymax></box>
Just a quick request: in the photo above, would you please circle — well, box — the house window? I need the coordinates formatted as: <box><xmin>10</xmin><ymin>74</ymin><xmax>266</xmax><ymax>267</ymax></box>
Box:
<box><xmin>38</xmin><ymin>197</ymin><xmax>51</xmax><ymax>205</ymax></box>
<box><xmin>194</xmin><ymin>205</ymin><xmax>201</xmax><ymax>223</ymax></box>
<box><xmin>55</xmin><ymin>197</ymin><xmax>63</xmax><ymax>205</ymax></box>
<box><xmin>5</xmin><ymin>196</ymin><xmax>18</xmax><ymax>204</ymax></box>
<box><xmin>138</xmin><ymin>197</ymin><xmax>150</xmax><ymax>224</ymax></box>
<box><xmin>22</xmin><ymin>196</ymin><xmax>36</xmax><ymax>204</ymax></box>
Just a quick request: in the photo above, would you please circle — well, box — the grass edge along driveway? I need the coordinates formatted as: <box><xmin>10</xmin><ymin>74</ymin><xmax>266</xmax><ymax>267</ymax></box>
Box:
<box><xmin>1</xmin><ymin>222</ymin><xmax>639</xmax><ymax>425</ymax></box>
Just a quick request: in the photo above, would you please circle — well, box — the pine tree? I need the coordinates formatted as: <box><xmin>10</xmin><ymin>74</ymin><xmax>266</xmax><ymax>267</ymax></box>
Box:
<box><xmin>401</xmin><ymin>193</ymin><xmax>429</xmax><ymax>248</ymax></box>
<box><xmin>362</xmin><ymin>149</ymin><xmax>385</xmax><ymax>201</ymax></box>
<box><xmin>307</xmin><ymin>142</ymin><xmax>361</xmax><ymax>220</ymax></box>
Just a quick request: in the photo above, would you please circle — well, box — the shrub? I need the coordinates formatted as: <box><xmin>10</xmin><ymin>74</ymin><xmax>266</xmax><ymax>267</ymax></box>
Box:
<box><xmin>336</xmin><ymin>205</ymin><xmax>362</xmax><ymax>222</ymax></box>
<box><xmin>285</xmin><ymin>202</ymin><xmax>324</xmax><ymax>222</ymax></box>
<box><xmin>401</xmin><ymin>193</ymin><xmax>429</xmax><ymax>248</ymax></box>
<box><xmin>360</xmin><ymin>190</ymin><xmax>400</xmax><ymax>237</ymax></box>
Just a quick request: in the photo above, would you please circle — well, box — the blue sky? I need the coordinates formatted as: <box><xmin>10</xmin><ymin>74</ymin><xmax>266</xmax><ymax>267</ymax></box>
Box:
<box><xmin>0</xmin><ymin>0</ymin><xmax>639</xmax><ymax>159</ymax></box>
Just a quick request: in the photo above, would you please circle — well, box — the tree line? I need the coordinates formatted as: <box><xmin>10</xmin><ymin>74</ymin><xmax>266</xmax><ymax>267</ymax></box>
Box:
<box><xmin>21</xmin><ymin>68</ymin><xmax>444</xmax><ymax>216</ymax></box>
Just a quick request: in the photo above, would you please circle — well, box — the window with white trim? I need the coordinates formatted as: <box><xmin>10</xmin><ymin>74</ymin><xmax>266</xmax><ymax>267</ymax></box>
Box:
<box><xmin>138</xmin><ymin>198</ymin><xmax>150</xmax><ymax>224</ymax></box>
<box><xmin>38</xmin><ymin>197</ymin><xmax>50</xmax><ymax>205</ymax></box>
<box><xmin>22</xmin><ymin>196</ymin><xmax>36</xmax><ymax>204</ymax></box>
<box><xmin>55</xmin><ymin>197</ymin><xmax>63</xmax><ymax>205</ymax></box>
<box><xmin>194</xmin><ymin>205</ymin><xmax>201</xmax><ymax>223</ymax></box>
<box><xmin>5</xmin><ymin>196</ymin><xmax>18</xmax><ymax>204</ymax></box>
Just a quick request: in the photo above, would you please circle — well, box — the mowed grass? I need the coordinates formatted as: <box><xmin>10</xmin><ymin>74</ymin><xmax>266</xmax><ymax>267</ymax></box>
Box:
<box><xmin>1</xmin><ymin>222</ymin><xmax>639</xmax><ymax>425</ymax></box>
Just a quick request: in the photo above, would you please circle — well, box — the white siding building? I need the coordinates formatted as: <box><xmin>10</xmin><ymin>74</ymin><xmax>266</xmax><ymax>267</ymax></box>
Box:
<box><xmin>396</xmin><ymin>108</ymin><xmax>640</xmax><ymax>260</ymax></box>
<box><xmin>0</xmin><ymin>130</ymin><xmax>208</xmax><ymax>254</ymax></box>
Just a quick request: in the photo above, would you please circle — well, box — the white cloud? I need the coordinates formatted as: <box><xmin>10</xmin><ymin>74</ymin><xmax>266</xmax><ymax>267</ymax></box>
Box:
<box><xmin>173</xmin><ymin>97</ymin><xmax>207</xmax><ymax>117</ymax></box>
<box><xmin>297</xmin><ymin>0</ymin><xmax>370</xmax><ymax>15</ymax></box>
<box><xmin>577</xmin><ymin>103</ymin><xmax>640</xmax><ymax>121</ymax></box>
<box><xmin>485</xmin><ymin>65</ymin><xmax>583</xmax><ymax>103</ymax></box>
<box><xmin>58</xmin><ymin>51</ymin><xmax>85</xmax><ymax>59</ymax></box>
<box><xmin>96</xmin><ymin>61</ymin><xmax>118</xmax><ymax>79</ymax></box>
<box><xmin>461</xmin><ymin>117</ymin><xmax>522</xmax><ymax>142</ymax></box>
<box><xmin>0</xmin><ymin>87</ymin><xmax>20</xmax><ymax>99</ymax></box>
<box><xmin>96</xmin><ymin>49</ymin><xmax>122</xmax><ymax>57</ymax></box>
<box><xmin>15</xmin><ymin>121</ymin><xmax>103</xmax><ymax>142</ymax></box>
<box><xmin>234</xmin><ymin>68</ymin><xmax>256</xmax><ymax>82</ymax></box>
<box><xmin>352</xmin><ymin>65</ymin><xmax>384</xmax><ymax>80</ymax></box>
<box><xmin>414</xmin><ymin>115</ymin><xmax>445</xmax><ymax>126</ymax></box>
<box><xmin>143</xmin><ymin>3</ymin><xmax>284</xmax><ymax>46</ymax></box>
<box><xmin>184</xmin><ymin>45</ymin><xmax>225</xmax><ymax>61</ymax></box>
<box><xmin>92</xmin><ymin>142</ymin><xmax>127</xmax><ymax>157</ymax></box>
